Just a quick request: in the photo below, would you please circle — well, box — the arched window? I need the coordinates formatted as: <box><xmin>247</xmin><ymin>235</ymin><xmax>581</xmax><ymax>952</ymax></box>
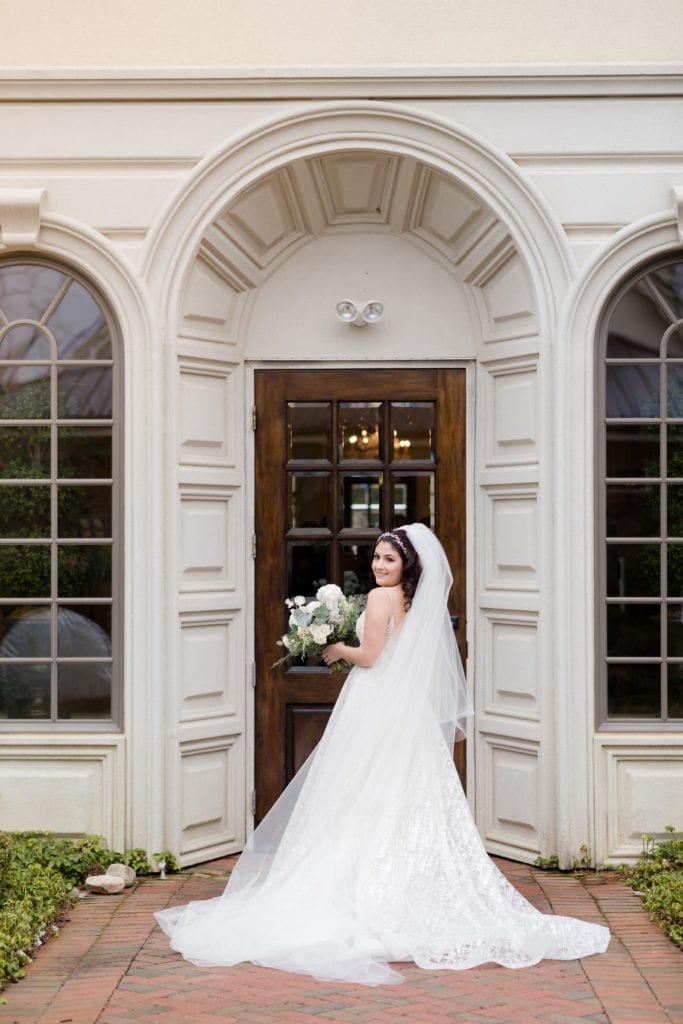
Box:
<box><xmin>597</xmin><ymin>254</ymin><xmax>683</xmax><ymax>727</ymax></box>
<box><xmin>0</xmin><ymin>259</ymin><xmax>120</xmax><ymax>728</ymax></box>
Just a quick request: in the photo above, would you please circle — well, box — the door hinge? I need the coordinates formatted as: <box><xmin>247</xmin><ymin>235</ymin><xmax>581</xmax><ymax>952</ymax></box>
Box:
<box><xmin>251</xmin><ymin>790</ymin><xmax>256</xmax><ymax>816</ymax></box>
<box><xmin>252</xmin><ymin>661</ymin><xmax>256</xmax><ymax>688</ymax></box>
<box><xmin>252</xmin><ymin>404</ymin><xmax>257</xmax><ymax>431</ymax></box>
<box><xmin>252</xmin><ymin>532</ymin><xmax>257</xmax><ymax>559</ymax></box>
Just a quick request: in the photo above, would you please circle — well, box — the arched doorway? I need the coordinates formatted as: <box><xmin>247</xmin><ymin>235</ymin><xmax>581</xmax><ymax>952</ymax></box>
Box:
<box><xmin>143</xmin><ymin>104</ymin><xmax>572</xmax><ymax>865</ymax></box>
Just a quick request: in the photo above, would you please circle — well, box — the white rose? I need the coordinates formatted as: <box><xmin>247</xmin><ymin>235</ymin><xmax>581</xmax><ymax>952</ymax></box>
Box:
<box><xmin>309</xmin><ymin>623</ymin><xmax>332</xmax><ymax>644</ymax></box>
<box><xmin>294</xmin><ymin>596</ymin><xmax>306</xmax><ymax>606</ymax></box>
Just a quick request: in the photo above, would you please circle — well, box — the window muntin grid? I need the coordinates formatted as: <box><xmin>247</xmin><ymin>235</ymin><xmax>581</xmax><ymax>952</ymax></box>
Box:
<box><xmin>598</xmin><ymin>256</ymin><xmax>683</xmax><ymax>727</ymax></box>
<box><xmin>0</xmin><ymin>259</ymin><xmax>119</xmax><ymax>728</ymax></box>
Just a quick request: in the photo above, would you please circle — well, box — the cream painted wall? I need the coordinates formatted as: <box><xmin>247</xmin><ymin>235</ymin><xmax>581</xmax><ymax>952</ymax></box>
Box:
<box><xmin>244</xmin><ymin>235</ymin><xmax>476</xmax><ymax>361</ymax></box>
<box><xmin>2</xmin><ymin>0</ymin><xmax>682</xmax><ymax>67</ymax></box>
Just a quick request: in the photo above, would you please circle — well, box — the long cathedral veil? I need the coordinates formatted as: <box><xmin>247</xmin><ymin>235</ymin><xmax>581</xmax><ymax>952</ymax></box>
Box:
<box><xmin>224</xmin><ymin>522</ymin><xmax>473</xmax><ymax>898</ymax></box>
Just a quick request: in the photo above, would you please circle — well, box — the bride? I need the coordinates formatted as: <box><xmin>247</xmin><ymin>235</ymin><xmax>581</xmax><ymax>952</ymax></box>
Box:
<box><xmin>155</xmin><ymin>523</ymin><xmax>610</xmax><ymax>986</ymax></box>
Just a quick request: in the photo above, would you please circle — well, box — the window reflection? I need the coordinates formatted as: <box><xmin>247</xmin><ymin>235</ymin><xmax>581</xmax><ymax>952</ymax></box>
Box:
<box><xmin>287</xmin><ymin>403</ymin><xmax>331</xmax><ymax>461</ymax></box>
<box><xmin>341</xmin><ymin>474</ymin><xmax>382</xmax><ymax>528</ymax></box>
<box><xmin>0</xmin><ymin>265</ymin><xmax>66</xmax><ymax>324</ymax></box>
<box><xmin>288</xmin><ymin>473</ymin><xmax>329</xmax><ymax>529</ymax></box>
<box><xmin>390</xmin><ymin>402</ymin><xmax>435</xmax><ymax>461</ymax></box>
<box><xmin>0</xmin><ymin>323</ymin><xmax>52</xmax><ymax>361</ymax></box>
<box><xmin>601</xmin><ymin>257</ymin><xmax>683</xmax><ymax>724</ymax></box>
<box><xmin>0</xmin><ymin>260</ymin><xmax>117</xmax><ymax>726</ymax></box>
<box><xmin>339</xmin><ymin>403</ymin><xmax>381</xmax><ymax>461</ymax></box>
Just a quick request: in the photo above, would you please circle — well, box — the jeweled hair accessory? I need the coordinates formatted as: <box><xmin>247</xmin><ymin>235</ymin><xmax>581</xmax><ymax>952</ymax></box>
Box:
<box><xmin>377</xmin><ymin>531</ymin><xmax>408</xmax><ymax>556</ymax></box>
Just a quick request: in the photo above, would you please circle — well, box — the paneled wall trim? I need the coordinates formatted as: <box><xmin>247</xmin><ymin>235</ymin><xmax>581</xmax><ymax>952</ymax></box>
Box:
<box><xmin>0</xmin><ymin>737</ymin><xmax>125</xmax><ymax>849</ymax></box>
<box><xmin>594</xmin><ymin>738</ymin><xmax>683</xmax><ymax>863</ymax></box>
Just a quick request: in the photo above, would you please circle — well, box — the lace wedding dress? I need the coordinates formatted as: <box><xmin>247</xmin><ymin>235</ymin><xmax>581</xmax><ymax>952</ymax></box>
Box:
<box><xmin>155</xmin><ymin>524</ymin><xmax>609</xmax><ymax>985</ymax></box>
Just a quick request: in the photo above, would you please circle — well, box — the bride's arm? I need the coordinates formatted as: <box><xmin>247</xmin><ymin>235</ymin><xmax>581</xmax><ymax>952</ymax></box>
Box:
<box><xmin>322</xmin><ymin>588</ymin><xmax>391</xmax><ymax>668</ymax></box>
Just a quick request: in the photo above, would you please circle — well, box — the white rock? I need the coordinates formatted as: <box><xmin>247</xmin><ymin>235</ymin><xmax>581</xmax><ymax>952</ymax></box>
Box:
<box><xmin>107</xmin><ymin>863</ymin><xmax>136</xmax><ymax>887</ymax></box>
<box><xmin>84</xmin><ymin>873</ymin><xmax>125</xmax><ymax>894</ymax></box>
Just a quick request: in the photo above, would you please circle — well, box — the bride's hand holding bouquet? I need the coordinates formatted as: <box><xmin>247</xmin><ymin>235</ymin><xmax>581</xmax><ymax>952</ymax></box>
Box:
<box><xmin>273</xmin><ymin>583</ymin><xmax>366</xmax><ymax>673</ymax></box>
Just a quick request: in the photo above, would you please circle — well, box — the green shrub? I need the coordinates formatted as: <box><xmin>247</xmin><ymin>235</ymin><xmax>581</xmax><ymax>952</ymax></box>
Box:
<box><xmin>0</xmin><ymin>832</ymin><xmax>179</xmax><ymax>989</ymax></box>
<box><xmin>0</xmin><ymin>861</ymin><xmax>72</xmax><ymax>986</ymax></box>
<box><xmin>622</xmin><ymin>829</ymin><xmax>683</xmax><ymax>949</ymax></box>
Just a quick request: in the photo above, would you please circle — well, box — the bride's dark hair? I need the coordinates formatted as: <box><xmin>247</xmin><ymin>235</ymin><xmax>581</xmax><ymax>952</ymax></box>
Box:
<box><xmin>376</xmin><ymin>528</ymin><xmax>422</xmax><ymax>610</ymax></box>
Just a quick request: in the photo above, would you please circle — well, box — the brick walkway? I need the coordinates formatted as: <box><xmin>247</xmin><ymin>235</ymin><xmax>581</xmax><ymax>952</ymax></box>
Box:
<box><xmin>2</xmin><ymin>858</ymin><xmax>681</xmax><ymax>1024</ymax></box>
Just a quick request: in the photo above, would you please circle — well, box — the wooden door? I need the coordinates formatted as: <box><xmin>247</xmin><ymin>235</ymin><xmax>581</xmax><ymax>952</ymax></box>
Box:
<box><xmin>254</xmin><ymin>369</ymin><xmax>466</xmax><ymax>820</ymax></box>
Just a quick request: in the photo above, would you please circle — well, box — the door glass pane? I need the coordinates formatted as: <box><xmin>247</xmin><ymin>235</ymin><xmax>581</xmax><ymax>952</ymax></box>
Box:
<box><xmin>57</xmin><ymin>366</ymin><xmax>112</xmax><ymax>419</ymax></box>
<box><xmin>390</xmin><ymin>403</ymin><xmax>435</xmax><ymax>461</ymax></box>
<box><xmin>58</xmin><ymin>426</ymin><xmax>112</xmax><ymax>478</ymax></box>
<box><xmin>340</xmin><ymin>473</ymin><xmax>382</xmax><ymax>528</ymax></box>
<box><xmin>0</xmin><ymin>323</ymin><xmax>51</xmax><ymax>361</ymax></box>
<box><xmin>339</xmin><ymin>542</ymin><xmax>375</xmax><ymax>595</ymax></box>
<box><xmin>46</xmin><ymin>281</ymin><xmax>111</xmax><ymax>359</ymax></box>
<box><xmin>607</xmin><ymin>604</ymin><xmax>660</xmax><ymax>657</ymax></box>
<box><xmin>287</xmin><ymin>403</ymin><xmax>331</xmax><ymax>461</ymax></box>
<box><xmin>0</xmin><ymin>663</ymin><xmax>50</xmax><ymax>719</ymax></box>
<box><xmin>287</xmin><ymin>473</ymin><xmax>330</xmax><ymax>529</ymax></box>
<box><xmin>288</xmin><ymin>541</ymin><xmax>329</xmax><ymax>599</ymax></box>
<box><xmin>58</xmin><ymin>663</ymin><xmax>111</xmax><ymax>719</ymax></box>
<box><xmin>391</xmin><ymin>473</ymin><xmax>435</xmax><ymax>528</ymax></box>
<box><xmin>0</xmin><ymin>372</ymin><xmax>51</xmax><ymax>419</ymax></box>
<box><xmin>605</xmin><ymin>364</ymin><xmax>659</xmax><ymax>417</ymax></box>
<box><xmin>667</xmin><ymin>663</ymin><xmax>683</xmax><ymax>718</ymax></box>
<box><xmin>339</xmin><ymin>403</ymin><xmax>381</xmax><ymax>461</ymax></box>
<box><xmin>607</xmin><ymin>663</ymin><xmax>661</xmax><ymax>717</ymax></box>
<box><xmin>58</xmin><ymin>545</ymin><xmax>111</xmax><ymax>598</ymax></box>
<box><xmin>0</xmin><ymin>484</ymin><xmax>50</xmax><ymax>537</ymax></box>
<box><xmin>667</xmin><ymin>364</ymin><xmax>683</xmax><ymax>417</ymax></box>
<box><xmin>0</xmin><ymin>605</ymin><xmax>51</xmax><ymax>657</ymax></box>
<box><xmin>606</xmin><ymin>424</ymin><xmax>659</xmax><ymax>478</ymax></box>
<box><xmin>57</xmin><ymin>485</ymin><xmax>112</xmax><ymax>538</ymax></box>
<box><xmin>0</xmin><ymin>425</ymin><xmax>52</xmax><ymax>477</ymax></box>
<box><xmin>606</xmin><ymin>543</ymin><xmax>660</xmax><ymax>597</ymax></box>
<box><xmin>606</xmin><ymin>483</ymin><xmax>659</xmax><ymax>537</ymax></box>
<box><xmin>0</xmin><ymin>545</ymin><xmax>51</xmax><ymax>597</ymax></box>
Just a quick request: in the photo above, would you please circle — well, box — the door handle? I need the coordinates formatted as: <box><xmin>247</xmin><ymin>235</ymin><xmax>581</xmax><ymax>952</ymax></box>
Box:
<box><xmin>450</xmin><ymin>614</ymin><xmax>460</xmax><ymax>631</ymax></box>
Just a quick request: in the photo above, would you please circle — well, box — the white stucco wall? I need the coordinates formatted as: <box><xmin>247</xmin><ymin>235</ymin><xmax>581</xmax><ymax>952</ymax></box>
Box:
<box><xmin>2</xmin><ymin>0</ymin><xmax>682</xmax><ymax>66</ymax></box>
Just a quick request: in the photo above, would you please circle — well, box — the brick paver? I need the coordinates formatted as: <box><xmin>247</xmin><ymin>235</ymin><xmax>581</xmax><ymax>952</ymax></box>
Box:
<box><xmin>2</xmin><ymin>858</ymin><xmax>681</xmax><ymax>1024</ymax></box>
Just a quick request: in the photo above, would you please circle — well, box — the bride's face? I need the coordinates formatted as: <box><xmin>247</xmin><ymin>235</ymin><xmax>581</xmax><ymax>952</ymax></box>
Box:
<box><xmin>372</xmin><ymin>542</ymin><xmax>404</xmax><ymax>588</ymax></box>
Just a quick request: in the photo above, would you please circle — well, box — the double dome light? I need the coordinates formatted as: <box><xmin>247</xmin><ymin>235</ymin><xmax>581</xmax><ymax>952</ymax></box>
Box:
<box><xmin>335</xmin><ymin>300</ymin><xmax>384</xmax><ymax>327</ymax></box>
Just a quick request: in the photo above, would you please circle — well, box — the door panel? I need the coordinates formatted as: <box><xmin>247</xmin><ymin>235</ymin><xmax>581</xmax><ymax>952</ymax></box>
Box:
<box><xmin>254</xmin><ymin>369</ymin><xmax>466</xmax><ymax>820</ymax></box>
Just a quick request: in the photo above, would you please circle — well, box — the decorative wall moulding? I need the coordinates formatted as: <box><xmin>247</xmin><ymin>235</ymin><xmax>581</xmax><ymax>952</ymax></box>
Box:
<box><xmin>0</xmin><ymin>188</ymin><xmax>45</xmax><ymax>247</ymax></box>
<box><xmin>0</xmin><ymin>64</ymin><xmax>682</xmax><ymax>101</ymax></box>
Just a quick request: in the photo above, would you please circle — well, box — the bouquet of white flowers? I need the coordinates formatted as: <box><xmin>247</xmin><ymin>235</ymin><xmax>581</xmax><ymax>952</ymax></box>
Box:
<box><xmin>273</xmin><ymin>583</ymin><xmax>367</xmax><ymax>673</ymax></box>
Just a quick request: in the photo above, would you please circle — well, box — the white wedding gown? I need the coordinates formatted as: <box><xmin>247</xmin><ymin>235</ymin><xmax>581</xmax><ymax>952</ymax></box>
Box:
<box><xmin>155</xmin><ymin>524</ymin><xmax>610</xmax><ymax>986</ymax></box>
